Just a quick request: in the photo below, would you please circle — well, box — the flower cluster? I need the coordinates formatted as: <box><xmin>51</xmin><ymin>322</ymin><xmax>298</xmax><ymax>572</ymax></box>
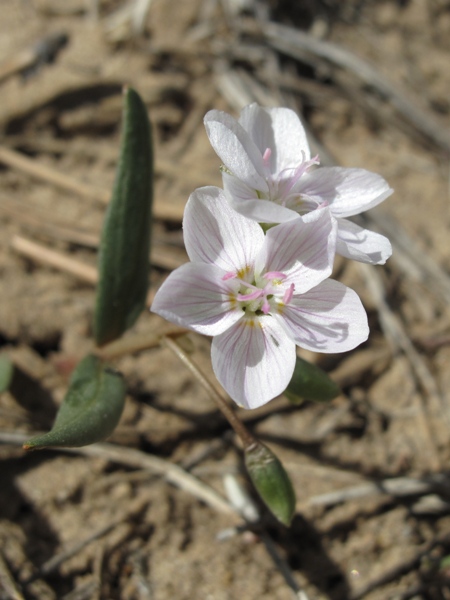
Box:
<box><xmin>152</xmin><ymin>104</ymin><xmax>392</xmax><ymax>409</ymax></box>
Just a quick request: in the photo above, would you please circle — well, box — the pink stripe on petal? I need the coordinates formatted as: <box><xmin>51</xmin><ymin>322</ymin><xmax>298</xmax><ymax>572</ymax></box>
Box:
<box><xmin>151</xmin><ymin>263</ymin><xmax>243</xmax><ymax>336</ymax></box>
<box><xmin>211</xmin><ymin>317</ymin><xmax>296</xmax><ymax>409</ymax></box>
<box><xmin>263</xmin><ymin>208</ymin><xmax>335</xmax><ymax>293</ymax></box>
<box><xmin>184</xmin><ymin>187</ymin><xmax>265</xmax><ymax>271</ymax></box>
<box><xmin>336</xmin><ymin>218</ymin><xmax>392</xmax><ymax>265</ymax></box>
<box><xmin>204</xmin><ymin>110</ymin><xmax>267</xmax><ymax>189</ymax></box>
<box><xmin>280</xmin><ymin>280</ymin><xmax>369</xmax><ymax>353</ymax></box>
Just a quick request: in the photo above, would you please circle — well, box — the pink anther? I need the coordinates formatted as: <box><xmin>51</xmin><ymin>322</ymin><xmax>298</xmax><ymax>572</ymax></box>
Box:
<box><xmin>264</xmin><ymin>271</ymin><xmax>287</xmax><ymax>281</ymax></box>
<box><xmin>283</xmin><ymin>283</ymin><xmax>295</xmax><ymax>304</ymax></box>
<box><xmin>261</xmin><ymin>297</ymin><xmax>271</xmax><ymax>314</ymax></box>
<box><xmin>222</xmin><ymin>271</ymin><xmax>237</xmax><ymax>281</ymax></box>
<box><xmin>262</xmin><ymin>147</ymin><xmax>272</xmax><ymax>168</ymax></box>
<box><xmin>237</xmin><ymin>289</ymin><xmax>263</xmax><ymax>302</ymax></box>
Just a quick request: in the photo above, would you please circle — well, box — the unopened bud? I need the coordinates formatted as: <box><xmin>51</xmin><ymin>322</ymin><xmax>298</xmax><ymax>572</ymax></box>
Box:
<box><xmin>245</xmin><ymin>441</ymin><xmax>296</xmax><ymax>526</ymax></box>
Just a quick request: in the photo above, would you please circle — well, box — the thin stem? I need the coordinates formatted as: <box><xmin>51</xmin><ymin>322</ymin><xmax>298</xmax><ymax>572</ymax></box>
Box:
<box><xmin>162</xmin><ymin>336</ymin><xmax>256</xmax><ymax>449</ymax></box>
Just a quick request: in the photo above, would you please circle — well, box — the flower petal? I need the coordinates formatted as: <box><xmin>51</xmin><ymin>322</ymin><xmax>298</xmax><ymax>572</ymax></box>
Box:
<box><xmin>336</xmin><ymin>218</ymin><xmax>392</xmax><ymax>265</ymax></box>
<box><xmin>238</xmin><ymin>104</ymin><xmax>311</xmax><ymax>174</ymax></box>
<box><xmin>258</xmin><ymin>207</ymin><xmax>336</xmax><ymax>293</ymax></box>
<box><xmin>279</xmin><ymin>280</ymin><xmax>369</xmax><ymax>353</ymax></box>
<box><xmin>297</xmin><ymin>167</ymin><xmax>393</xmax><ymax>218</ymax></box>
<box><xmin>222</xmin><ymin>172</ymin><xmax>299</xmax><ymax>224</ymax></box>
<box><xmin>151</xmin><ymin>263</ymin><xmax>243</xmax><ymax>336</ymax></box>
<box><xmin>204</xmin><ymin>110</ymin><xmax>268</xmax><ymax>191</ymax></box>
<box><xmin>184</xmin><ymin>186</ymin><xmax>265</xmax><ymax>271</ymax></box>
<box><xmin>211</xmin><ymin>317</ymin><xmax>296</xmax><ymax>409</ymax></box>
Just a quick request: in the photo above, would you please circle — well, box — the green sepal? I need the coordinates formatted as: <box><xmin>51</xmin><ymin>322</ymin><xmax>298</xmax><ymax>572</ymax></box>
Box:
<box><xmin>23</xmin><ymin>354</ymin><xmax>126</xmax><ymax>450</ymax></box>
<box><xmin>285</xmin><ymin>356</ymin><xmax>341</xmax><ymax>404</ymax></box>
<box><xmin>0</xmin><ymin>354</ymin><xmax>14</xmax><ymax>393</ymax></box>
<box><xmin>245</xmin><ymin>442</ymin><xmax>296</xmax><ymax>526</ymax></box>
<box><xmin>94</xmin><ymin>87</ymin><xmax>153</xmax><ymax>346</ymax></box>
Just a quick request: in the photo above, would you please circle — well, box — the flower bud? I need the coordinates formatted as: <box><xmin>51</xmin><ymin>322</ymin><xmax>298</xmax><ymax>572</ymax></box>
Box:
<box><xmin>245</xmin><ymin>441</ymin><xmax>296</xmax><ymax>526</ymax></box>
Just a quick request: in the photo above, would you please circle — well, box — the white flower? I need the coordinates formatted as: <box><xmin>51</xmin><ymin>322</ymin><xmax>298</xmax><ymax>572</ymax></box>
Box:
<box><xmin>151</xmin><ymin>187</ymin><xmax>369</xmax><ymax>409</ymax></box>
<box><xmin>204</xmin><ymin>103</ymin><xmax>393</xmax><ymax>265</ymax></box>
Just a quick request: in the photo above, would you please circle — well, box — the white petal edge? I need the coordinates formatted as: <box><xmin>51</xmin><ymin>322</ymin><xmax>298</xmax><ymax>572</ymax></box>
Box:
<box><xmin>183</xmin><ymin>186</ymin><xmax>265</xmax><ymax>272</ymax></box>
<box><xmin>238</xmin><ymin>104</ymin><xmax>311</xmax><ymax>174</ymax></box>
<box><xmin>336</xmin><ymin>218</ymin><xmax>392</xmax><ymax>265</ymax></box>
<box><xmin>259</xmin><ymin>207</ymin><xmax>336</xmax><ymax>294</ymax></box>
<box><xmin>223</xmin><ymin>171</ymin><xmax>299</xmax><ymax>224</ymax></box>
<box><xmin>279</xmin><ymin>279</ymin><xmax>369</xmax><ymax>353</ymax></box>
<box><xmin>297</xmin><ymin>167</ymin><xmax>393</xmax><ymax>218</ymax></box>
<box><xmin>264</xmin><ymin>106</ymin><xmax>311</xmax><ymax>173</ymax></box>
<box><xmin>204</xmin><ymin>110</ymin><xmax>268</xmax><ymax>191</ymax></box>
<box><xmin>211</xmin><ymin>317</ymin><xmax>296</xmax><ymax>409</ymax></box>
<box><xmin>151</xmin><ymin>263</ymin><xmax>243</xmax><ymax>336</ymax></box>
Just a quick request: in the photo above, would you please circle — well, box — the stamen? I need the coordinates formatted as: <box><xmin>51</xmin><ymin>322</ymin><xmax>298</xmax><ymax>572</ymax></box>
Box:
<box><xmin>261</xmin><ymin>297</ymin><xmax>271</xmax><ymax>314</ymax></box>
<box><xmin>262</xmin><ymin>147</ymin><xmax>272</xmax><ymax>168</ymax></box>
<box><xmin>283</xmin><ymin>153</ymin><xmax>320</xmax><ymax>196</ymax></box>
<box><xmin>264</xmin><ymin>271</ymin><xmax>287</xmax><ymax>281</ymax></box>
<box><xmin>222</xmin><ymin>271</ymin><xmax>237</xmax><ymax>280</ymax></box>
<box><xmin>283</xmin><ymin>283</ymin><xmax>295</xmax><ymax>304</ymax></box>
<box><xmin>237</xmin><ymin>289</ymin><xmax>263</xmax><ymax>302</ymax></box>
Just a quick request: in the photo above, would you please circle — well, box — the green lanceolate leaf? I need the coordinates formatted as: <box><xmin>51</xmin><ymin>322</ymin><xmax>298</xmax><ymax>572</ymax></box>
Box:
<box><xmin>94</xmin><ymin>87</ymin><xmax>153</xmax><ymax>346</ymax></box>
<box><xmin>0</xmin><ymin>354</ymin><xmax>14</xmax><ymax>393</ymax></box>
<box><xmin>23</xmin><ymin>354</ymin><xmax>126</xmax><ymax>450</ymax></box>
<box><xmin>285</xmin><ymin>355</ymin><xmax>341</xmax><ymax>404</ymax></box>
<box><xmin>245</xmin><ymin>442</ymin><xmax>296</xmax><ymax>526</ymax></box>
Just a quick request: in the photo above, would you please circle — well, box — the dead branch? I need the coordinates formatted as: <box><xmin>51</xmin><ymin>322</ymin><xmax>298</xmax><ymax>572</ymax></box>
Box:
<box><xmin>260</xmin><ymin>21</ymin><xmax>450</xmax><ymax>155</ymax></box>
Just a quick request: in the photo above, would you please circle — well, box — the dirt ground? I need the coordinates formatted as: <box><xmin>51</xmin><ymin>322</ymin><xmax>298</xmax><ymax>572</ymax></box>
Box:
<box><xmin>1</xmin><ymin>1</ymin><xmax>450</xmax><ymax>599</ymax></box>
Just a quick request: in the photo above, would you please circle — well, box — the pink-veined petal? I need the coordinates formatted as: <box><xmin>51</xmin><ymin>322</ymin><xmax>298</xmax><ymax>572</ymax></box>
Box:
<box><xmin>222</xmin><ymin>172</ymin><xmax>299</xmax><ymax>224</ymax></box>
<box><xmin>238</xmin><ymin>104</ymin><xmax>277</xmax><ymax>165</ymax></box>
<box><xmin>264</xmin><ymin>107</ymin><xmax>311</xmax><ymax>174</ymax></box>
<box><xmin>336</xmin><ymin>218</ymin><xmax>392</xmax><ymax>265</ymax></box>
<box><xmin>211</xmin><ymin>316</ymin><xmax>296</xmax><ymax>409</ymax></box>
<box><xmin>279</xmin><ymin>280</ymin><xmax>369</xmax><ymax>353</ymax></box>
<box><xmin>204</xmin><ymin>110</ymin><xmax>268</xmax><ymax>191</ymax></box>
<box><xmin>151</xmin><ymin>263</ymin><xmax>243</xmax><ymax>336</ymax></box>
<box><xmin>238</xmin><ymin>104</ymin><xmax>310</xmax><ymax>174</ymax></box>
<box><xmin>183</xmin><ymin>186</ymin><xmax>265</xmax><ymax>271</ymax></box>
<box><xmin>296</xmin><ymin>167</ymin><xmax>393</xmax><ymax>218</ymax></box>
<box><xmin>257</xmin><ymin>207</ymin><xmax>336</xmax><ymax>293</ymax></box>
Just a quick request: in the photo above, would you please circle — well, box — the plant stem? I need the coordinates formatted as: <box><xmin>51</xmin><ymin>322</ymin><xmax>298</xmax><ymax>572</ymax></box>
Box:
<box><xmin>162</xmin><ymin>336</ymin><xmax>256</xmax><ymax>449</ymax></box>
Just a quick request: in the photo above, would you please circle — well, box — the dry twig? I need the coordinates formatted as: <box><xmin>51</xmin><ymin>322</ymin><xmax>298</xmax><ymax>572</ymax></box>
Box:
<box><xmin>0</xmin><ymin>552</ymin><xmax>25</xmax><ymax>600</ymax></box>
<box><xmin>0</xmin><ymin>145</ymin><xmax>184</xmax><ymax>222</ymax></box>
<box><xmin>0</xmin><ymin>32</ymin><xmax>68</xmax><ymax>83</ymax></box>
<box><xmin>359</xmin><ymin>262</ymin><xmax>445</xmax><ymax>471</ymax></box>
<box><xmin>0</xmin><ymin>431</ymin><xmax>236</xmax><ymax>518</ymax></box>
<box><xmin>11</xmin><ymin>235</ymin><xmax>98</xmax><ymax>285</ymax></box>
<box><xmin>303</xmin><ymin>474</ymin><xmax>450</xmax><ymax>509</ymax></box>
<box><xmin>350</xmin><ymin>531</ymin><xmax>450</xmax><ymax>600</ymax></box>
<box><xmin>36</xmin><ymin>498</ymin><xmax>145</xmax><ymax>578</ymax></box>
<box><xmin>11</xmin><ymin>234</ymin><xmax>160</xmax><ymax>306</ymax></box>
<box><xmin>260</xmin><ymin>21</ymin><xmax>450</xmax><ymax>154</ymax></box>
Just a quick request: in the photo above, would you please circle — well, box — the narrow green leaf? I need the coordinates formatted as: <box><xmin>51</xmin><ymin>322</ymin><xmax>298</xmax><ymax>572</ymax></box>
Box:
<box><xmin>23</xmin><ymin>354</ymin><xmax>126</xmax><ymax>450</ymax></box>
<box><xmin>285</xmin><ymin>356</ymin><xmax>341</xmax><ymax>404</ymax></box>
<box><xmin>0</xmin><ymin>354</ymin><xmax>14</xmax><ymax>393</ymax></box>
<box><xmin>245</xmin><ymin>442</ymin><xmax>296</xmax><ymax>526</ymax></box>
<box><xmin>94</xmin><ymin>87</ymin><xmax>153</xmax><ymax>346</ymax></box>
